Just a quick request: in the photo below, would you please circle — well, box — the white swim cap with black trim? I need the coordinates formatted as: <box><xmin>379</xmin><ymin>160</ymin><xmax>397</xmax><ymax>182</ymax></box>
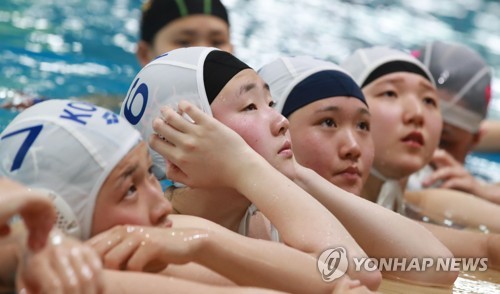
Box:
<box><xmin>121</xmin><ymin>46</ymin><xmax>250</xmax><ymax>180</ymax></box>
<box><xmin>341</xmin><ymin>46</ymin><xmax>435</xmax><ymax>89</ymax></box>
<box><xmin>0</xmin><ymin>100</ymin><xmax>141</xmax><ymax>240</ymax></box>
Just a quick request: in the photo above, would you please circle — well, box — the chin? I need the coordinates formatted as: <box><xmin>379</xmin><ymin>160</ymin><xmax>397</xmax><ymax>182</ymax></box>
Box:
<box><xmin>276</xmin><ymin>161</ymin><xmax>296</xmax><ymax>179</ymax></box>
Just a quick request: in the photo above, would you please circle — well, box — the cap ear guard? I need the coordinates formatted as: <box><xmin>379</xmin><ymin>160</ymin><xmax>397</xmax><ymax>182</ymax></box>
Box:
<box><xmin>36</xmin><ymin>188</ymin><xmax>82</xmax><ymax>239</ymax></box>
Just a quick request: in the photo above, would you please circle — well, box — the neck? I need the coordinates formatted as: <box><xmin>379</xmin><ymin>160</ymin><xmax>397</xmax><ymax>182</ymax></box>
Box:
<box><xmin>168</xmin><ymin>186</ymin><xmax>251</xmax><ymax>233</ymax></box>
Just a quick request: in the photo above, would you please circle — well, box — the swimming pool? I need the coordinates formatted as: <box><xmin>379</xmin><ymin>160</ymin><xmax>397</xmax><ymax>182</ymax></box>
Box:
<box><xmin>2</xmin><ymin>0</ymin><xmax>499</xmax><ymax>176</ymax></box>
<box><xmin>1</xmin><ymin>1</ymin><xmax>500</xmax><ymax>292</ymax></box>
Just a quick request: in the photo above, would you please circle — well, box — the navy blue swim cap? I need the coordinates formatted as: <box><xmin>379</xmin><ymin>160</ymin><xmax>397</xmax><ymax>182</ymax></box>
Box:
<box><xmin>283</xmin><ymin>70</ymin><xmax>367</xmax><ymax>118</ymax></box>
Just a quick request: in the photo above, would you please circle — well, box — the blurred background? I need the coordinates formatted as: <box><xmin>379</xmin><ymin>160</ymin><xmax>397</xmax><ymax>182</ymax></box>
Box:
<box><xmin>1</xmin><ymin>0</ymin><xmax>499</xmax><ymax>170</ymax></box>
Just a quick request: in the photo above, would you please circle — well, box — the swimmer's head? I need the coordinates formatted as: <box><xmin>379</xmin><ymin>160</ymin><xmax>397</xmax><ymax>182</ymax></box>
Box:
<box><xmin>341</xmin><ymin>47</ymin><xmax>442</xmax><ymax>179</ymax></box>
<box><xmin>341</xmin><ymin>46</ymin><xmax>435</xmax><ymax>89</ymax></box>
<box><xmin>0</xmin><ymin>100</ymin><xmax>141</xmax><ymax>240</ymax></box>
<box><xmin>259</xmin><ymin>56</ymin><xmax>372</xmax><ymax>195</ymax></box>
<box><xmin>121</xmin><ymin>46</ymin><xmax>250</xmax><ymax>180</ymax></box>
<box><xmin>413</xmin><ymin>41</ymin><xmax>491</xmax><ymax>133</ymax></box>
<box><xmin>259</xmin><ymin>56</ymin><xmax>367</xmax><ymax>117</ymax></box>
<box><xmin>140</xmin><ymin>0</ymin><xmax>229</xmax><ymax>44</ymax></box>
<box><xmin>138</xmin><ymin>0</ymin><xmax>232</xmax><ymax>66</ymax></box>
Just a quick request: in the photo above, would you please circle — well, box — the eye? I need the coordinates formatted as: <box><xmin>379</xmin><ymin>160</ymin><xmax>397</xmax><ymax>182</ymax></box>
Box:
<box><xmin>148</xmin><ymin>165</ymin><xmax>155</xmax><ymax>177</ymax></box>
<box><xmin>211</xmin><ymin>39</ymin><xmax>227</xmax><ymax>47</ymax></box>
<box><xmin>358</xmin><ymin>121</ymin><xmax>370</xmax><ymax>131</ymax></box>
<box><xmin>321</xmin><ymin>118</ymin><xmax>336</xmax><ymax>128</ymax></box>
<box><xmin>381</xmin><ymin>90</ymin><xmax>397</xmax><ymax>98</ymax></box>
<box><xmin>123</xmin><ymin>185</ymin><xmax>137</xmax><ymax>200</ymax></box>
<box><xmin>243</xmin><ymin>103</ymin><xmax>257</xmax><ymax>111</ymax></box>
<box><xmin>423</xmin><ymin>97</ymin><xmax>438</xmax><ymax>107</ymax></box>
<box><xmin>174</xmin><ymin>39</ymin><xmax>192</xmax><ymax>47</ymax></box>
<box><xmin>268</xmin><ymin>100</ymin><xmax>276</xmax><ymax>107</ymax></box>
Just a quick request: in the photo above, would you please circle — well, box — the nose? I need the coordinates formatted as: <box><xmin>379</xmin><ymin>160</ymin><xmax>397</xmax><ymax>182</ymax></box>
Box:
<box><xmin>146</xmin><ymin>179</ymin><xmax>173</xmax><ymax>225</ymax></box>
<box><xmin>339</xmin><ymin>129</ymin><xmax>361</xmax><ymax>161</ymax></box>
<box><xmin>271</xmin><ymin>110</ymin><xmax>289</xmax><ymax>137</ymax></box>
<box><xmin>402</xmin><ymin>95</ymin><xmax>424</xmax><ymax>127</ymax></box>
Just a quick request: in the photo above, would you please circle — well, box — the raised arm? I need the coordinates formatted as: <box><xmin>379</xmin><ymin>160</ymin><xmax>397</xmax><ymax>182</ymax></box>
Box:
<box><xmin>149</xmin><ymin>101</ymin><xmax>381</xmax><ymax>290</ymax></box>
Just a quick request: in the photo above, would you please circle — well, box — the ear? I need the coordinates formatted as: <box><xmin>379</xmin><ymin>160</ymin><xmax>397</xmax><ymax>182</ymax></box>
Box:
<box><xmin>471</xmin><ymin>123</ymin><xmax>486</xmax><ymax>148</ymax></box>
<box><xmin>136</xmin><ymin>41</ymin><xmax>154</xmax><ymax>67</ymax></box>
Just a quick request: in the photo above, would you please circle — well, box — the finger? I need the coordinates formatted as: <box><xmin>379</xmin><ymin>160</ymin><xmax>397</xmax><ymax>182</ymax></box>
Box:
<box><xmin>67</xmin><ymin>246</ymin><xmax>93</xmax><ymax>294</ymax></box>
<box><xmin>149</xmin><ymin>129</ymin><xmax>176</xmax><ymax>153</ymax></box>
<box><xmin>81</xmin><ymin>247</ymin><xmax>105</xmax><ymax>294</ymax></box>
<box><xmin>152</xmin><ymin>117</ymin><xmax>185</xmax><ymax>147</ymax></box>
<box><xmin>127</xmin><ymin>242</ymin><xmax>167</xmax><ymax>272</ymax></box>
<box><xmin>51</xmin><ymin>247</ymin><xmax>80</xmax><ymax>294</ymax></box>
<box><xmin>440</xmin><ymin>178</ymin><xmax>472</xmax><ymax>193</ymax></box>
<box><xmin>33</xmin><ymin>266</ymin><xmax>63</xmax><ymax>294</ymax></box>
<box><xmin>160</xmin><ymin>106</ymin><xmax>194</xmax><ymax>134</ymax></box>
<box><xmin>431</xmin><ymin>149</ymin><xmax>459</xmax><ymax>168</ymax></box>
<box><xmin>165</xmin><ymin>163</ymin><xmax>189</xmax><ymax>185</ymax></box>
<box><xmin>19</xmin><ymin>196</ymin><xmax>56</xmax><ymax>252</ymax></box>
<box><xmin>178</xmin><ymin>100</ymin><xmax>211</xmax><ymax>125</ymax></box>
<box><xmin>87</xmin><ymin>232</ymin><xmax>123</xmax><ymax>258</ymax></box>
<box><xmin>102</xmin><ymin>238</ymin><xmax>141</xmax><ymax>270</ymax></box>
<box><xmin>423</xmin><ymin>167</ymin><xmax>460</xmax><ymax>187</ymax></box>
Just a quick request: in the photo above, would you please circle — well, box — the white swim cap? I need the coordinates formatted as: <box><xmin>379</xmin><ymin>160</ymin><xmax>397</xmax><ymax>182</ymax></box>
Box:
<box><xmin>121</xmin><ymin>46</ymin><xmax>250</xmax><ymax>180</ymax></box>
<box><xmin>0</xmin><ymin>100</ymin><xmax>141</xmax><ymax>240</ymax></box>
<box><xmin>341</xmin><ymin>46</ymin><xmax>435</xmax><ymax>89</ymax></box>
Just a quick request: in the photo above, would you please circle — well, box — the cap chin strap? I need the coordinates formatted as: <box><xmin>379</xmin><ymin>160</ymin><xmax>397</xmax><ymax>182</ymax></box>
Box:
<box><xmin>370</xmin><ymin>168</ymin><xmax>405</xmax><ymax>214</ymax></box>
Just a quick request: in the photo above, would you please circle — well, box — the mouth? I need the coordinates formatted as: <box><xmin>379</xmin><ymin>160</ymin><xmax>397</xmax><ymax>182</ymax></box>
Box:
<box><xmin>339</xmin><ymin>166</ymin><xmax>361</xmax><ymax>176</ymax></box>
<box><xmin>335</xmin><ymin>166</ymin><xmax>361</xmax><ymax>181</ymax></box>
<box><xmin>278</xmin><ymin>140</ymin><xmax>293</xmax><ymax>157</ymax></box>
<box><xmin>401</xmin><ymin>131</ymin><xmax>425</xmax><ymax>147</ymax></box>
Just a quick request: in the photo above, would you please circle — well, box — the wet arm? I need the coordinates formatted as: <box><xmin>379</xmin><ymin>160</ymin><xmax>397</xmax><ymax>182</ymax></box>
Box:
<box><xmin>294</xmin><ymin>166</ymin><xmax>457</xmax><ymax>287</ymax></box>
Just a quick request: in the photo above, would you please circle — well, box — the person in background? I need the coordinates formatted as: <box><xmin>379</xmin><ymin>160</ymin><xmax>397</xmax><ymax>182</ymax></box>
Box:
<box><xmin>341</xmin><ymin>45</ymin><xmax>500</xmax><ymax>273</ymax></box>
<box><xmin>408</xmin><ymin>41</ymin><xmax>500</xmax><ymax>205</ymax></box>
<box><xmin>258</xmin><ymin>55</ymin><xmax>457</xmax><ymax>286</ymax></box>
<box><xmin>136</xmin><ymin>0</ymin><xmax>233</xmax><ymax>67</ymax></box>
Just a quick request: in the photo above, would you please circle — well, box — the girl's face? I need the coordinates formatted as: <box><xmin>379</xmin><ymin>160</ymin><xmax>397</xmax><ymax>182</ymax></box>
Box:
<box><xmin>210</xmin><ymin>69</ymin><xmax>295</xmax><ymax>177</ymax></box>
<box><xmin>288</xmin><ymin>97</ymin><xmax>374</xmax><ymax>195</ymax></box>
<box><xmin>362</xmin><ymin>72</ymin><xmax>442</xmax><ymax>179</ymax></box>
<box><xmin>91</xmin><ymin>142</ymin><xmax>173</xmax><ymax>237</ymax></box>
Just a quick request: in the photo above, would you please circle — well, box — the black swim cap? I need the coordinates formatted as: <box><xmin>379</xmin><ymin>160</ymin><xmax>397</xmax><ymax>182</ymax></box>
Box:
<box><xmin>203</xmin><ymin>50</ymin><xmax>251</xmax><ymax>104</ymax></box>
<box><xmin>140</xmin><ymin>0</ymin><xmax>230</xmax><ymax>44</ymax></box>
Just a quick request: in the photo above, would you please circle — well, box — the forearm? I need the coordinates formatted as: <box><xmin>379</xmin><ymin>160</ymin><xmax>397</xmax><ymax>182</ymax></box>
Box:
<box><xmin>232</xmin><ymin>158</ymin><xmax>380</xmax><ymax>290</ymax></box>
<box><xmin>295</xmin><ymin>168</ymin><xmax>456</xmax><ymax>286</ymax></box>
<box><xmin>103</xmin><ymin>270</ymin><xmax>285</xmax><ymax>294</ymax></box>
<box><xmin>406</xmin><ymin>189</ymin><xmax>500</xmax><ymax>232</ymax></box>
<box><xmin>234</xmin><ymin>155</ymin><xmax>360</xmax><ymax>254</ymax></box>
<box><xmin>195</xmin><ymin>229</ymin><xmax>334</xmax><ymax>294</ymax></box>
<box><xmin>475</xmin><ymin>184</ymin><xmax>500</xmax><ymax>205</ymax></box>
